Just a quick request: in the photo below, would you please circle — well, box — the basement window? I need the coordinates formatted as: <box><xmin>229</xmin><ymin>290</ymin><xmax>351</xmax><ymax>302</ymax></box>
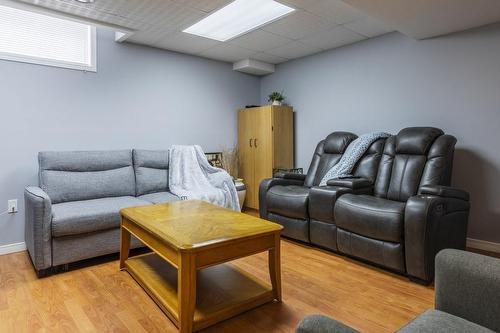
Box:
<box><xmin>0</xmin><ymin>4</ymin><xmax>96</xmax><ymax>72</ymax></box>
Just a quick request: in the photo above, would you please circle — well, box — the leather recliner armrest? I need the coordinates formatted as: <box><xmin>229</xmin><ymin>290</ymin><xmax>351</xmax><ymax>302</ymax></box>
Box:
<box><xmin>404</xmin><ymin>194</ymin><xmax>470</xmax><ymax>283</ymax></box>
<box><xmin>326</xmin><ymin>177</ymin><xmax>373</xmax><ymax>190</ymax></box>
<box><xmin>419</xmin><ymin>185</ymin><xmax>469</xmax><ymax>201</ymax></box>
<box><xmin>274</xmin><ymin>172</ymin><xmax>307</xmax><ymax>181</ymax></box>
<box><xmin>259</xmin><ymin>177</ymin><xmax>305</xmax><ymax>219</ymax></box>
<box><xmin>309</xmin><ymin>186</ymin><xmax>353</xmax><ymax>223</ymax></box>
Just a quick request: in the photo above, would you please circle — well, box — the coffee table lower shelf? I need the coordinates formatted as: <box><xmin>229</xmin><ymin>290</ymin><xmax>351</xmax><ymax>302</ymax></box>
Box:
<box><xmin>124</xmin><ymin>253</ymin><xmax>275</xmax><ymax>332</ymax></box>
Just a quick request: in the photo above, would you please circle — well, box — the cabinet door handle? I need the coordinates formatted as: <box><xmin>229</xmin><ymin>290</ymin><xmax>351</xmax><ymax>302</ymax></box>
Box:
<box><xmin>249</xmin><ymin>138</ymin><xmax>253</xmax><ymax>147</ymax></box>
<box><xmin>254</xmin><ymin>138</ymin><xmax>258</xmax><ymax>148</ymax></box>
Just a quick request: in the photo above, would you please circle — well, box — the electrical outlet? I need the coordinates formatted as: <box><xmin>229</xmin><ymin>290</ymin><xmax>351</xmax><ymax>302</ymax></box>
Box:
<box><xmin>8</xmin><ymin>199</ymin><xmax>17</xmax><ymax>213</ymax></box>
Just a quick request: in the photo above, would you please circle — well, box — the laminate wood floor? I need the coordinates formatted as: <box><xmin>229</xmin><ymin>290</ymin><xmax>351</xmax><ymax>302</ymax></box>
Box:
<box><xmin>0</xmin><ymin>237</ymin><xmax>434</xmax><ymax>333</ymax></box>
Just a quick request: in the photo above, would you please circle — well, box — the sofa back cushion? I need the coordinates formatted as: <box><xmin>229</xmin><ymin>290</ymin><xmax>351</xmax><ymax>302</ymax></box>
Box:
<box><xmin>304</xmin><ymin>132</ymin><xmax>387</xmax><ymax>187</ymax></box>
<box><xmin>39</xmin><ymin>150</ymin><xmax>135</xmax><ymax>204</ymax></box>
<box><xmin>304</xmin><ymin>132</ymin><xmax>357</xmax><ymax>187</ymax></box>
<box><xmin>419</xmin><ymin>134</ymin><xmax>456</xmax><ymax>188</ymax></box>
<box><xmin>374</xmin><ymin>127</ymin><xmax>455</xmax><ymax>201</ymax></box>
<box><xmin>352</xmin><ymin>138</ymin><xmax>386</xmax><ymax>183</ymax></box>
<box><xmin>133</xmin><ymin>149</ymin><xmax>169</xmax><ymax>196</ymax></box>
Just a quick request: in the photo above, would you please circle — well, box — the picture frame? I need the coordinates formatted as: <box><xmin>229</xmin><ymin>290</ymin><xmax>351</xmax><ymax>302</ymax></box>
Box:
<box><xmin>205</xmin><ymin>152</ymin><xmax>224</xmax><ymax>168</ymax></box>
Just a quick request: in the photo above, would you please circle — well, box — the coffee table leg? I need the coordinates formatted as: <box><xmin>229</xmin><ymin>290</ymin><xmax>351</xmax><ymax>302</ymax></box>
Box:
<box><xmin>178</xmin><ymin>253</ymin><xmax>197</xmax><ymax>333</ymax></box>
<box><xmin>269</xmin><ymin>233</ymin><xmax>282</xmax><ymax>302</ymax></box>
<box><xmin>120</xmin><ymin>224</ymin><xmax>131</xmax><ymax>270</ymax></box>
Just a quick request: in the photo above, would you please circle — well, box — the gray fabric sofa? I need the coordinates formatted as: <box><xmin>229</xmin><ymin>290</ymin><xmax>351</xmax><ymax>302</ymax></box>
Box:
<box><xmin>296</xmin><ymin>249</ymin><xmax>500</xmax><ymax>333</ymax></box>
<box><xmin>24</xmin><ymin>149</ymin><xmax>180</xmax><ymax>277</ymax></box>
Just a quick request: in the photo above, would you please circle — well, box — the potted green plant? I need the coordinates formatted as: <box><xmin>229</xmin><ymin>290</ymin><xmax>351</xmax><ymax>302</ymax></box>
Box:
<box><xmin>268</xmin><ymin>91</ymin><xmax>285</xmax><ymax>106</ymax></box>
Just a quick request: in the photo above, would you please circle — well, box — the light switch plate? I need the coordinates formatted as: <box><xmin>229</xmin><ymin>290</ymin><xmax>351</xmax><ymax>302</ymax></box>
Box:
<box><xmin>8</xmin><ymin>199</ymin><xmax>17</xmax><ymax>213</ymax></box>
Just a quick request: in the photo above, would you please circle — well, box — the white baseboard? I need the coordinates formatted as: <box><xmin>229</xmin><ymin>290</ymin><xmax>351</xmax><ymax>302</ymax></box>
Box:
<box><xmin>1</xmin><ymin>239</ymin><xmax>498</xmax><ymax>256</ymax></box>
<box><xmin>0</xmin><ymin>242</ymin><xmax>26</xmax><ymax>256</ymax></box>
<box><xmin>467</xmin><ymin>238</ymin><xmax>500</xmax><ymax>254</ymax></box>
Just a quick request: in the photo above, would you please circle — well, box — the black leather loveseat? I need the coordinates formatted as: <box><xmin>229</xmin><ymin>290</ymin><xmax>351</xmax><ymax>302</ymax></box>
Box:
<box><xmin>260</xmin><ymin>127</ymin><xmax>470</xmax><ymax>283</ymax></box>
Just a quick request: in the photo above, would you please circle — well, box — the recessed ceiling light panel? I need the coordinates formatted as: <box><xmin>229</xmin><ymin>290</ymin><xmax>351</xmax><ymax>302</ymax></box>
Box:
<box><xmin>183</xmin><ymin>0</ymin><xmax>295</xmax><ymax>42</ymax></box>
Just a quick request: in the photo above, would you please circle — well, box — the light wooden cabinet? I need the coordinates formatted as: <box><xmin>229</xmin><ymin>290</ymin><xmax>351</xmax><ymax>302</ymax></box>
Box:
<box><xmin>238</xmin><ymin>105</ymin><xmax>294</xmax><ymax>209</ymax></box>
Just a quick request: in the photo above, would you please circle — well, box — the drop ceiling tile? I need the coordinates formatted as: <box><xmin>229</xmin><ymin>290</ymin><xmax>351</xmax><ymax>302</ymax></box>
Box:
<box><xmin>74</xmin><ymin>0</ymin><xmax>197</xmax><ymax>29</ymax></box>
<box><xmin>252</xmin><ymin>52</ymin><xmax>289</xmax><ymax>64</ymax></box>
<box><xmin>307</xmin><ymin>0</ymin><xmax>365</xmax><ymax>24</ymax></box>
<box><xmin>262</xmin><ymin>10</ymin><xmax>336</xmax><ymax>40</ymax></box>
<box><xmin>277</xmin><ymin>0</ymin><xmax>321</xmax><ymax>10</ymax></box>
<box><xmin>343</xmin><ymin>17</ymin><xmax>393</xmax><ymax>37</ymax></box>
<box><xmin>31</xmin><ymin>0</ymin><xmax>206</xmax><ymax>31</ymax></box>
<box><xmin>140</xmin><ymin>3</ymin><xmax>206</xmax><ymax>31</ymax></box>
<box><xmin>78</xmin><ymin>0</ymin><xmax>171</xmax><ymax>21</ymax></box>
<box><xmin>52</xmin><ymin>0</ymin><xmax>143</xmax><ymax>16</ymax></box>
<box><xmin>20</xmin><ymin>0</ymin><xmax>149</xmax><ymax>30</ymax></box>
<box><xmin>300</xmin><ymin>25</ymin><xmax>366</xmax><ymax>50</ymax></box>
<box><xmin>229</xmin><ymin>29</ymin><xmax>293</xmax><ymax>52</ymax></box>
<box><xmin>126</xmin><ymin>30</ymin><xmax>167</xmax><ymax>45</ymax></box>
<box><xmin>173</xmin><ymin>0</ymin><xmax>232</xmax><ymax>13</ymax></box>
<box><xmin>127</xmin><ymin>23</ymin><xmax>185</xmax><ymax>45</ymax></box>
<box><xmin>267</xmin><ymin>41</ymin><xmax>322</xmax><ymax>59</ymax></box>
<box><xmin>199</xmin><ymin>44</ymin><xmax>259</xmax><ymax>63</ymax></box>
<box><xmin>151</xmin><ymin>32</ymin><xmax>221</xmax><ymax>54</ymax></box>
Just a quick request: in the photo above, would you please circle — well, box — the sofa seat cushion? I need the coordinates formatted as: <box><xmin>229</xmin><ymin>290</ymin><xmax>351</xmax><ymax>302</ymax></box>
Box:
<box><xmin>52</xmin><ymin>196</ymin><xmax>150</xmax><ymax>237</ymax></box>
<box><xmin>267</xmin><ymin>185</ymin><xmax>310</xmax><ymax>219</ymax></box>
<box><xmin>139</xmin><ymin>191</ymin><xmax>180</xmax><ymax>204</ymax></box>
<box><xmin>335</xmin><ymin>194</ymin><xmax>405</xmax><ymax>243</ymax></box>
<box><xmin>397</xmin><ymin>310</ymin><xmax>495</xmax><ymax>333</ymax></box>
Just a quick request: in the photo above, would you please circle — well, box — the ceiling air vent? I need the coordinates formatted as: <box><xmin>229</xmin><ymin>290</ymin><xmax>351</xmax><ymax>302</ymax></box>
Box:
<box><xmin>233</xmin><ymin>59</ymin><xmax>275</xmax><ymax>76</ymax></box>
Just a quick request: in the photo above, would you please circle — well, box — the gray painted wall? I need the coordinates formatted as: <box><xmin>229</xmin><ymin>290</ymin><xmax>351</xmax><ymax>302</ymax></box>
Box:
<box><xmin>0</xmin><ymin>29</ymin><xmax>260</xmax><ymax>247</ymax></box>
<box><xmin>261</xmin><ymin>23</ymin><xmax>500</xmax><ymax>243</ymax></box>
<box><xmin>1</xmin><ymin>23</ymin><xmax>499</xmax><ymax>247</ymax></box>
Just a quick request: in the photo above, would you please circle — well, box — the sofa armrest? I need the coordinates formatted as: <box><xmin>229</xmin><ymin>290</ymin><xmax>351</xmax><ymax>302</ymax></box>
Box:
<box><xmin>24</xmin><ymin>186</ymin><xmax>53</xmax><ymax>273</ymax></box>
<box><xmin>259</xmin><ymin>177</ymin><xmax>305</xmax><ymax>219</ymax></box>
<box><xmin>326</xmin><ymin>177</ymin><xmax>373</xmax><ymax>190</ymax></box>
<box><xmin>404</xmin><ymin>194</ymin><xmax>470</xmax><ymax>283</ymax></box>
<box><xmin>274</xmin><ymin>172</ymin><xmax>307</xmax><ymax>181</ymax></box>
<box><xmin>296</xmin><ymin>315</ymin><xmax>359</xmax><ymax>333</ymax></box>
<box><xmin>419</xmin><ymin>185</ymin><xmax>470</xmax><ymax>201</ymax></box>
<box><xmin>435</xmin><ymin>249</ymin><xmax>500</xmax><ymax>332</ymax></box>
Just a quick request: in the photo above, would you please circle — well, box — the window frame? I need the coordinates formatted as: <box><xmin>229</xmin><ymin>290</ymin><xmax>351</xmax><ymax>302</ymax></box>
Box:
<box><xmin>0</xmin><ymin>7</ymin><xmax>97</xmax><ymax>72</ymax></box>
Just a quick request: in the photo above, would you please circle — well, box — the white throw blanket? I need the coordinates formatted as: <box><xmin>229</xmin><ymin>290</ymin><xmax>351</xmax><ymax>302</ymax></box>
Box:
<box><xmin>168</xmin><ymin>145</ymin><xmax>240</xmax><ymax>211</ymax></box>
<box><xmin>319</xmin><ymin>132</ymin><xmax>391</xmax><ymax>186</ymax></box>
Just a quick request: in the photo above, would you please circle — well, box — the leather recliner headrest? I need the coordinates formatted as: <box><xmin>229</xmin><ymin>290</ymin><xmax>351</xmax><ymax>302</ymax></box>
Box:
<box><xmin>323</xmin><ymin>132</ymin><xmax>357</xmax><ymax>154</ymax></box>
<box><xmin>395</xmin><ymin>127</ymin><xmax>444</xmax><ymax>155</ymax></box>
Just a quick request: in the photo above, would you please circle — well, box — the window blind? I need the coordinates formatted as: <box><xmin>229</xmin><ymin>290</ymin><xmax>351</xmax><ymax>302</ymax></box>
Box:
<box><xmin>0</xmin><ymin>4</ymin><xmax>95</xmax><ymax>71</ymax></box>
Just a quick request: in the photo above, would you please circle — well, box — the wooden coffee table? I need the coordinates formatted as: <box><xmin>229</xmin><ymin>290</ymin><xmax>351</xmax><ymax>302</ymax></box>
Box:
<box><xmin>119</xmin><ymin>200</ymin><xmax>283</xmax><ymax>333</ymax></box>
